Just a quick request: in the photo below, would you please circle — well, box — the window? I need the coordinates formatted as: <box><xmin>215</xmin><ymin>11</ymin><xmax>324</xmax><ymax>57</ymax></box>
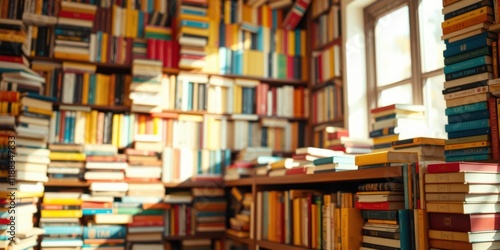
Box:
<box><xmin>364</xmin><ymin>0</ymin><xmax>447</xmax><ymax>139</ymax></box>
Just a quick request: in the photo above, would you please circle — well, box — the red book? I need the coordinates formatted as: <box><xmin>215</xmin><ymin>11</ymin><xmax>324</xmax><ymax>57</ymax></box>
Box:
<box><xmin>146</xmin><ymin>39</ymin><xmax>156</xmax><ymax>60</ymax></box>
<box><xmin>354</xmin><ymin>201</ymin><xmax>405</xmax><ymax>210</ymax></box>
<box><xmin>327</xmin><ymin>145</ymin><xmax>347</xmax><ymax>152</ymax></box>
<box><xmin>256</xmin><ymin>83</ymin><xmax>268</xmax><ymax>115</ymax></box>
<box><xmin>0</xmin><ymin>55</ymin><xmax>26</xmax><ymax>65</ymax></box>
<box><xmin>427</xmin><ymin>162</ymin><xmax>500</xmax><ymax>173</ymax></box>
<box><xmin>285</xmin><ymin>167</ymin><xmax>308</xmax><ymax>175</ymax></box>
<box><xmin>429</xmin><ymin>213</ymin><xmax>500</xmax><ymax>232</ymax></box>
<box><xmin>81</xmin><ymin>202</ymin><xmax>113</xmax><ymax>208</ymax></box>
<box><xmin>58</xmin><ymin>10</ymin><xmax>95</xmax><ymax>21</ymax></box>
<box><xmin>0</xmin><ymin>218</ymin><xmax>10</xmax><ymax>224</ymax></box>
<box><xmin>327</xmin><ymin>130</ymin><xmax>350</xmax><ymax>140</ymax></box>
<box><xmin>313</xmin><ymin>93</ymin><xmax>317</xmax><ymax>123</ymax></box>
<box><xmin>0</xmin><ymin>91</ymin><xmax>19</xmax><ymax>102</ymax></box>
<box><xmin>271</xmin><ymin>87</ymin><xmax>277</xmax><ymax>116</ymax></box>
<box><xmin>186</xmin><ymin>206</ymin><xmax>191</xmax><ymax>234</ymax></box>
<box><xmin>156</xmin><ymin>39</ymin><xmax>164</xmax><ymax>65</ymax></box>
<box><xmin>126</xmin><ymin>37</ymin><xmax>133</xmax><ymax>65</ymax></box>
<box><xmin>124</xmin><ymin>148</ymin><xmax>157</xmax><ymax>156</ymax></box>
<box><xmin>58</xmin><ymin>110</ymin><xmax>66</xmax><ymax>143</ymax></box>
<box><xmin>164</xmin><ymin>40</ymin><xmax>173</xmax><ymax>68</ymax></box>
<box><xmin>180</xmin><ymin>54</ymin><xmax>205</xmax><ymax>60</ymax></box>
<box><xmin>287</xmin><ymin>55</ymin><xmax>294</xmax><ymax>79</ymax></box>
<box><xmin>229</xmin><ymin>161</ymin><xmax>254</xmax><ymax>169</ymax></box>
<box><xmin>489</xmin><ymin>97</ymin><xmax>500</xmax><ymax>160</ymax></box>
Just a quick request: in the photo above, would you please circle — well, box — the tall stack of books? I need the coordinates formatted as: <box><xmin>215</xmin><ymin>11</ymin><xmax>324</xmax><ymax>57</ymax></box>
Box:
<box><xmin>40</xmin><ymin>192</ymin><xmax>84</xmax><ymax>249</ymax></box>
<box><xmin>192</xmin><ymin>187</ymin><xmax>227</xmax><ymax>233</ymax></box>
<box><xmin>130</xmin><ymin>59</ymin><xmax>165</xmax><ymax>113</ymax></box>
<box><xmin>425</xmin><ymin>162</ymin><xmax>500</xmax><ymax>249</ymax></box>
<box><xmin>54</xmin><ymin>2</ymin><xmax>97</xmax><ymax>62</ymax></box>
<box><xmin>227</xmin><ymin>187</ymin><xmax>253</xmax><ymax>238</ymax></box>
<box><xmin>176</xmin><ymin>0</ymin><xmax>210</xmax><ymax>70</ymax></box>
<box><xmin>84</xmin><ymin>144</ymin><xmax>126</xmax><ymax>183</ymax></box>
<box><xmin>119</xmin><ymin>183</ymin><xmax>165</xmax><ymax>243</ymax></box>
<box><xmin>369</xmin><ymin>104</ymin><xmax>428</xmax><ymax>152</ymax></box>
<box><xmin>48</xmin><ymin>143</ymin><xmax>86</xmax><ymax>181</ymax></box>
<box><xmin>441</xmin><ymin>0</ymin><xmax>497</xmax><ymax>161</ymax></box>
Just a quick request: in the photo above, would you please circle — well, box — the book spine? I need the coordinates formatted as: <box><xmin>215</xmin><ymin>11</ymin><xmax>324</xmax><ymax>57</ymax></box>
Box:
<box><xmin>445</xmin><ymin>153</ymin><xmax>492</xmax><ymax>161</ymax></box>
<box><xmin>444</xmin><ymin>46</ymin><xmax>491</xmax><ymax>65</ymax></box>
<box><xmin>444</xmin><ymin>118</ymin><xmax>490</xmax><ymax>132</ymax></box>
<box><xmin>443</xmin><ymin>85</ymin><xmax>489</xmax><ymax>100</ymax></box>
<box><xmin>444</xmin><ymin>146</ymin><xmax>491</xmax><ymax>156</ymax></box>
<box><xmin>444</xmin><ymin>0</ymin><xmax>493</xmax><ymax>20</ymax></box>
<box><xmin>488</xmin><ymin>96</ymin><xmax>500</xmax><ymax>160</ymax></box>
<box><xmin>369</xmin><ymin>127</ymin><xmax>396</xmax><ymax>138</ymax></box>
<box><xmin>83</xmin><ymin>225</ymin><xmax>126</xmax><ymax>239</ymax></box>
<box><xmin>443</xmin><ymin>55</ymin><xmax>490</xmax><ymax>74</ymax></box>
<box><xmin>428</xmin><ymin>213</ymin><xmax>471</xmax><ymax>232</ymax></box>
<box><xmin>362</xmin><ymin>229</ymin><xmax>400</xmax><ymax>240</ymax></box>
<box><xmin>361</xmin><ymin>210</ymin><xmax>398</xmax><ymax>220</ymax></box>
<box><xmin>443</xmin><ymin>13</ymin><xmax>491</xmax><ymax>35</ymax></box>
<box><xmin>447</xmin><ymin>109</ymin><xmax>490</xmax><ymax>123</ymax></box>
<box><xmin>442</xmin><ymin>80</ymin><xmax>488</xmax><ymax>94</ymax></box>
<box><xmin>445</xmin><ymin>64</ymin><xmax>491</xmax><ymax>81</ymax></box>
<box><xmin>445</xmin><ymin>101</ymin><xmax>488</xmax><ymax>115</ymax></box>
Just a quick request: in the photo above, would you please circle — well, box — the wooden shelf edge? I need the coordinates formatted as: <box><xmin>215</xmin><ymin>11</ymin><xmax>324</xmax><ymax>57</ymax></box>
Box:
<box><xmin>164</xmin><ymin>232</ymin><xmax>224</xmax><ymax>240</ymax></box>
<box><xmin>54</xmin><ymin>103</ymin><xmax>130</xmax><ymax>112</ymax></box>
<box><xmin>489</xmin><ymin>23</ymin><xmax>500</xmax><ymax>32</ymax></box>
<box><xmin>225</xmin><ymin>233</ymin><xmax>254</xmax><ymax>245</ymax></box>
<box><xmin>256</xmin><ymin>240</ymin><xmax>310</xmax><ymax>250</ymax></box>
<box><xmin>312</xmin><ymin>77</ymin><xmax>342</xmax><ymax>91</ymax></box>
<box><xmin>44</xmin><ymin>180</ymin><xmax>89</xmax><ymax>187</ymax></box>
<box><xmin>29</xmin><ymin>56</ymin><xmax>131</xmax><ymax>70</ymax></box>
<box><xmin>44</xmin><ymin>180</ymin><xmax>223</xmax><ymax>188</ymax></box>
<box><xmin>313</xmin><ymin>37</ymin><xmax>342</xmax><ymax>52</ymax></box>
<box><xmin>312</xmin><ymin>118</ymin><xmax>344</xmax><ymax>127</ymax></box>
<box><xmin>224</xmin><ymin>178</ymin><xmax>254</xmax><ymax>187</ymax></box>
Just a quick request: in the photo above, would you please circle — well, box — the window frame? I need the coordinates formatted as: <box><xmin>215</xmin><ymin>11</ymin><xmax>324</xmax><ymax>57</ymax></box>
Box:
<box><xmin>363</xmin><ymin>0</ymin><xmax>443</xmax><ymax>115</ymax></box>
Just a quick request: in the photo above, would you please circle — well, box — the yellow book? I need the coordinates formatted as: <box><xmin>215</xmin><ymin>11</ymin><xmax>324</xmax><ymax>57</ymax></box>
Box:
<box><xmin>177</xmin><ymin>13</ymin><xmax>210</xmax><ymax>22</ymax></box>
<box><xmin>49</xmin><ymin>152</ymin><xmax>86</xmax><ymax>161</ymax></box>
<box><xmin>54</xmin><ymin>52</ymin><xmax>89</xmax><ymax>62</ymax></box>
<box><xmin>311</xmin><ymin>203</ymin><xmax>317</xmax><ymax>249</ymax></box>
<box><xmin>334</xmin><ymin>207</ymin><xmax>341</xmax><ymax>249</ymax></box>
<box><xmin>21</xmin><ymin>106</ymin><xmax>51</xmax><ymax>116</ymax></box>
<box><xmin>178</xmin><ymin>114</ymin><xmax>204</xmax><ymax>122</ymax></box>
<box><xmin>111</xmin><ymin>113</ymin><xmax>120</xmax><ymax>147</ymax></box>
<box><xmin>31</xmin><ymin>26</ymin><xmax>38</xmax><ymax>56</ymax></box>
<box><xmin>90</xmin><ymin>110</ymin><xmax>98</xmax><ymax>144</ymax></box>
<box><xmin>35</xmin><ymin>0</ymin><xmax>42</xmax><ymax>14</ymax></box>
<box><xmin>444</xmin><ymin>140</ymin><xmax>490</xmax><ymax>150</ymax></box>
<box><xmin>0</xmin><ymin>32</ymin><xmax>25</xmax><ymax>43</ymax></box>
<box><xmin>43</xmin><ymin>198</ymin><xmax>82</xmax><ymax>205</ymax></box>
<box><xmin>340</xmin><ymin>208</ymin><xmax>363</xmax><ymax>250</ymax></box>
<box><xmin>416</xmin><ymin>209</ymin><xmax>429</xmax><ymax>249</ymax></box>
<box><xmin>242</xmin><ymin>3</ymin><xmax>254</xmax><ymax>23</ymax></box>
<box><xmin>372</xmin><ymin>134</ymin><xmax>400</xmax><ymax>145</ymax></box>
<box><xmin>367</xmin><ymin>219</ymin><xmax>398</xmax><ymax>225</ymax></box>
<box><xmin>82</xmin><ymin>73</ymin><xmax>89</xmax><ymax>105</ymax></box>
<box><xmin>354</xmin><ymin>151</ymin><xmax>418</xmax><ymax>166</ymax></box>
<box><xmin>0</xmin><ymin>191</ymin><xmax>44</xmax><ymax>199</ymax></box>
<box><xmin>292</xmin><ymin>198</ymin><xmax>301</xmax><ymax>246</ymax></box>
<box><xmin>441</xmin><ymin>6</ymin><xmax>492</xmax><ymax>28</ymax></box>
<box><xmin>288</xmin><ymin>30</ymin><xmax>295</xmax><ymax>56</ymax></box>
<box><xmin>144</xmin><ymin>26</ymin><xmax>172</xmax><ymax>35</ymax></box>
<box><xmin>153</xmin><ymin>117</ymin><xmax>161</xmax><ymax>135</ymax></box>
<box><xmin>41</xmin><ymin>209</ymin><xmax>83</xmax><ymax>218</ymax></box>
<box><xmin>101</xmin><ymin>33</ymin><xmax>108</xmax><ymax>63</ymax></box>
<box><xmin>261</xmin><ymin>4</ymin><xmax>270</xmax><ymax>27</ymax></box>
<box><xmin>275</xmin><ymin>29</ymin><xmax>282</xmax><ymax>54</ymax></box>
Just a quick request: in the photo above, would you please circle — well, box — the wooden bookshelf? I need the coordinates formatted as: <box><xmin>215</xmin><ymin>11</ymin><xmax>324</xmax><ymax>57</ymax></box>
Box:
<box><xmin>207</xmin><ymin>73</ymin><xmax>308</xmax><ymax>86</ymax></box>
<box><xmin>28</xmin><ymin>56</ymin><xmax>131</xmax><ymax>70</ymax></box>
<box><xmin>224</xmin><ymin>178</ymin><xmax>254</xmax><ymax>187</ymax></box>
<box><xmin>164</xmin><ymin>232</ymin><xmax>224</xmax><ymax>241</ymax></box>
<box><xmin>256</xmin><ymin>240</ymin><xmax>310</xmax><ymax>250</ymax></box>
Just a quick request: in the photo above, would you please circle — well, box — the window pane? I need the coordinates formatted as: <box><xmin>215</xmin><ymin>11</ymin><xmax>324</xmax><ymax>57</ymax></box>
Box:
<box><xmin>423</xmin><ymin>74</ymin><xmax>447</xmax><ymax>139</ymax></box>
<box><xmin>375</xmin><ymin>5</ymin><xmax>411</xmax><ymax>87</ymax></box>
<box><xmin>377</xmin><ymin>83</ymin><xmax>413</xmax><ymax>107</ymax></box>
<box><xmin>419</xmin><ymin>0</ymin><xmax>445</xmax><ymax>72</ymax></box>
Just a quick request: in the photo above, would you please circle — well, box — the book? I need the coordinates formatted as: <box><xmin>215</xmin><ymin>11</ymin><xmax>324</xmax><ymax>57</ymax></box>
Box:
<box><xmin>355</xmin><ymin>151</ymin><xmax>418</xmax><ymax>166</ymax></box>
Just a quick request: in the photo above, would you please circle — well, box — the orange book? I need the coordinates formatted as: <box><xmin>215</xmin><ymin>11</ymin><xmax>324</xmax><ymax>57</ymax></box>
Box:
<box><xmin>340</xmin><ymin>208</ymin><xmax>364</xmax><ymax>249</ymax></box>
<box><xmin>442</xmin><ymin>13</ymin><xmax>493</xmax><ymax>35</ymax></box>
<box><xmin>54</xmin><ymin>52</ymin><xmax>89</xmax><ymax>62</ymax></box>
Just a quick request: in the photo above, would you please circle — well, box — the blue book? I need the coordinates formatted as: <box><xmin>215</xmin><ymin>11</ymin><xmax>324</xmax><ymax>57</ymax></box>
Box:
<box><xmin>444</xmin><ymin>37</ymin><xmax>494</xmax><ymax>57</ymax></box>
<box><xmin>369</xmin><ymin>127</ymin><xmax>396</xmax><ymax>138</ymax></box>
<box><xmin>295</xmin><ymin>30</ymin><xmax>301</xmax><ymax>56</ymax></box>
<box><xmin>445</xmin><ymin>64</ymin><xmax>491</xmax><ymax>81</ymax></box>
<box><xmin>445</xmin><ymin>101</ymin><xmax>488</xmax><ymax>116</ymax></box>
<box><xmin>180</xmin><ymin>8</ymin><xmax>206</xmax><ymax>16</ymax></box>
<box><xmin>445</xmin><ymin>31</ymin><xmax>495</xmax><ymax>47</ymax></box>
<box><xmin>443</xmin><ymin>55</ymin><xmax>490</xmax><ymax>74</ymax></box>
<box><xmin>257</xmin><ymin>27</ymin><xmax>264</xmax><ymax>51</ymax></box>
<box><xmin>224</xmin><ymin>149</ymin><xmax>231</xmax><ymax>168</ymax></box>
<box><xmin>180</xmin><ymin>20</ymin><xmax>209</xmax><ymax>29</ymax></box>
<box><xmin>445</xmin><ymin>153</ymin><xmax>492</xmax><ymax>162</ymax></box>
<box><xmin>69</xmin><ymin>112</ymin><xmax>75</xmax><ymax>143</ymax></box>
<box><xmin>313</xmin><ymin>155</ymin><xmax>355</xmax><ymax>165</ymax></box>
<box><xmin>445</xmin><ymin>46</ymin><xmax>492</xmax><ymax>66</ymax></box>
<box><xmin>361</xmin><ymin>210</ymin><xmax>398</xmax><ymax>220</ymax></box>
<box><xmin>447</xmin><ymin>127</ymin><xmax>490</xmax><ymax>139</ymax></box>
<box><xmin>444</xmin><ymin>0</ymin><xmax>493</xmax><ymax>20</ymax></box>
<box><xmin>83</xmin><ymin>225</ymin><xmax>126</xmax><ymax>239</ymax></box>
<box><xmin>196</xmin><ymin>150</ymin><xmax>202</xmax><ymax>174</ymax></box>
<box><xmin>22</xmin><ymin>92</ymin><xmax>58</xmax><ymax>102</ymax></box>
<box><xmin>215</xmin><ymin>150</ymin><xmax>222</xmax><ymax>174</ymax></box>
<box><xmin>444</xmin><ymin>146</ymin><xmax>491</xmax><ymax>157</ymax></box>
<box><xmin>82</xmin><ymin>208</ymin><xmax>113</xmax><ymax>215</ymax></box>
<box><xmin>138</xmin><ymin>12</ymin><xmax>144</xmax><ymax>38</ymax></box>
<box><xmin>398</xmin><ymin>210</ymin><xmax>412</xmax><ymax>250</ymax></box>
<box><xmin>445</xmin><ymin>118</ymin><xmax>489</xmax><ymax>132</ymax></box>
<box><xmin>63</xmin><ymin>112</ymin><xmax>71</xmax><ymax>143</ymax></box>
<box><xmin>187</xmin><ymin>82</ymin><xmax>193</xmax><ymax>111</ymax></box>
<box><xmin>88</xmin><ymin>74</ymin><xmax>96</xmax><ymax>104</ymax></box>
<box><xmin>96</xmin><ymin>32</ymin><xmax>102</xmax><ymax>62</ymax></box>
<box><xmin>113</xmin><ymin>202</ymin><xmax>142</xmax><ymax>208</ymax></box>
<box><xmin>448</xmin><ymin>109</ymin><xmax>489</xmax><ymax>123</ymax></box>
<box><xmin>42</xmin><ymin>225</ymin><xmax>83</xmax><ymax>235</ymax></box>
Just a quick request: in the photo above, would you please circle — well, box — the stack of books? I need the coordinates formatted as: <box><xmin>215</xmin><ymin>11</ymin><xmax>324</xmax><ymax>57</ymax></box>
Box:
<box><xmin>224</xmin><ymin>147</ymin><xmax>273</xmax><ymax>180</ymax></box>
<box><xmin>130</xmin><ymin>59</ymin><xmax>165</xmax><ymax>113</ymax></box>
<box><xmin>355</xmin><ymin>182</ymin><xmax>411</xmax><ymax>249</ymax></box>
<box><xmin>392</xmin><ymin>137</ymin><xmax>445</xmax><ymax>162</ymax></box>
<box><xmin>193</xmin><ymin>187</ymin><xmax>227</xmax><ymax>233</ymax></box>
<box><xmin>119</xmin><ymin>183</ymin><xmax>165</xmax><ymax>243</ymax></box>
<box><xmin>176</xmin><ymin>0</ymin><xmax>210</xmax><ymax>69</ymax></box>
<box><xmin>279</xmin><ymin>147</ymin><xmax>343</xmax><ymax>175</ymax></box>
<box><xmin>125</xmin><ymin>148</ymin><xmax>162</xmax><ymax>182</ymax></box>
<box><xmin>83</xmin><ymin>144</ymin><xmax>126</xmax><ymax>182</ymax></box>
<box><xmin>355</xmin><ymin>151</ymin><xmax>419</xmax><ymax>169</ymax></box>
<box><xmin>0</xmin><ymin>19</ymin><xmax>29</xmax><ymax>66</ymax></box>
<box><xmin>425</xmin><ymin>161</ymin><xmax>500</xmax><ymax>249</ymax></box>
<box><xmin>163</xmin><ymin>190</ymin><xmax>194</xmax><ymax>237</ymax></box>
<box><xmin>54</xmin><ymin>2</ymin><xmax>97</xmax><ymax>62</ymax></box>
<box><xmin>314</xmin><ymin>126</ymin><xmax>373</xmax><ymax>154</ymax></box>
<box><xmin>311</xmin><ymin>154</ymin><xmax>357</xmax><ymax>173</ymax></box>
<box><xmin>48</xmin><ymin>143</ymin><xmax>85</xmax><ymax>181</ymax></box>
<box><xmin>369</xmin><ymin>104</ymin><xmax>428</xmax><ymax>152</ymax></box>
<box><xmin>441</xmin><ymin>0</ymin><xmax>496</xmax><ymax>162</ymax></box>
<box><xmin>227</xmin><ymin>187</ymin><xmax>253</xmax><ymax>238</ymax></box>
<box><xmin>40</xmin><ymin>192</ymin><xmax>84</xmax><ymax>249</ymax></box>
<box><xmin>145</xmin><ymin>25</ymin><xmax>178</xmax><ymax>68</ymax></box>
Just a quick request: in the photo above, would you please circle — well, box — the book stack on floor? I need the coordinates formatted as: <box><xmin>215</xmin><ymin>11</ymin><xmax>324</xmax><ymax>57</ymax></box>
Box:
<box><xmin>48</xmin><ymin>143</ymin><xmax>85</xmax><ymax>181</ymax></box>
<box><xmin>227</xmin><ymin>187</ymin><xmax>253</xmax><ymax>239</ymax></box>
<box><xmin>163</xmin><ymin>190</ymin><xmax>194</xmax><ymax>237</ymax></box>
<box><xmin>441</xmin><ymin>0</ymin><xmax>497</xmax><ymax>162</ymax></box>
<box><xmin>224</xmin><ymin>147</ymin><xmax>273</xmax><ymax>180</ymax></box>
<box><xmin>40</xmin><ymin>192</ymin><xmax>84</xmax><ymax>249</ymax></box>
<box><xmin>311</xmin><ymin>154</ymin><xmax>357</xmax><ymax>174</ymax></box>
<box><xmin>314</xmin><ymin>126</ymin><xmax>373</xmax><ymax>155</ymax></box>
<box><xmin>176</xmin><ymin>0</ymin><xmax>210</xmax><ymax>70</ymax></box>
<box><xmin>119</xmin><ymin>183</ymin><xmax>166</xmax><ymax>244</ymax></box>
<box><xmin>192</xmin><ymin>187</ymin><xmax>227</xmax><ymax>234</ymax></box>
<box><xmin>54</xmin><ymin>2</ymin><xmax>97</xmax><ymax>62</ymax></box>
<box><xmin>355</xmin><ymin>181</ymin><xmax>412</xmax><ymax>249</ymax></box>
<box><xmin>0</xmin><ymin>182</ymin><xmax>44</xmax><ymax>250</ymax></box>
<box><xmin>425</xmin><ymin>161</ymin><xmax>500</xmax><ymax>249</ymax></box>
<box><xmin>392</xmin><ymin>137</ymin><xmax>446</xmax><ymax>162</ymax></box>
<box><xmin>369</xmin><ymin>104</ymin><xmax>428</xmax><ymax>152</ymax></box>
<box><xmin>130</xmin><ymin>59</ymin><xmax>165</xmax><ymax>113</ymax></box>
<box><xmin>84</xmin><ymin>144</ymin><xmax>127</xmax><ymax>183</ymax></box>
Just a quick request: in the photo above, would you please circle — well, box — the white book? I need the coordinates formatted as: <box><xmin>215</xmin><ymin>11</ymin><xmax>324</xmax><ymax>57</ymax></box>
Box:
<box><xmin>85</xmin><ymin>162</ymin><xmax>128</xmax><ymax>170</ymax></box>
<box><xmin>89</xmin><ymin>182</ymin><xmax>128</xmax><ymax>192</ymax></box>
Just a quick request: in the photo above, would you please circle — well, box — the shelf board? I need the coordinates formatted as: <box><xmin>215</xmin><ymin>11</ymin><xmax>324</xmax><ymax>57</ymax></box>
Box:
<box><xmin>164</xmin><ymin>232</ymin><xmax>224</xmax><ymax>241</ymax></box>
<box><xmin>224</xmin><ymin>178</ymin><xmax>254</xmax><ymax>187</ymax></box>
<box><xmin>256</xmin><ymin>240</ymin><xmax>310</xmax><ymax>250</ymax></box>
<box><xmin>207</xmin><ymin>72</ymin><xmax>308</xmax><ymax>86</ymax></box>
<box><xmin>29</xmin><ymin>56</ymin><xmax>131</xmax><ymax>70</ymax></box>
<box><xmin>54</xmin><ymin>103</ymin><xmax>130</xmax><ymax>112</ymax></box>
<box><xmin>312</xmin><ymin>77</ymin><xmax>342</xmax><ymax>91</ymax></box>
<box><xmin>164</xmin><ymin>179</ymin><xmax>224</xmax><ymax>188</ymax></box>
<box><xmin>258</xmin><ymin>115</ymin><xmax>308</xmax><ymax>121</ymax></box>
<box><xmin>312</xmin><ymin>118</ymin><xmax>344</xmax><ymax>127</ymax></box>
<box><xmin>44</xmin><ymin>180</ymin><xmax>223</xmax><ymax>188</ymax></box>
<box><xmin>313</xmin><ymin>37</ymin><xmax>342</xmax><ymax>51</ymax></box>
<box><xmin>489</xmin><ymin>23</ymin><xmax>500</xmax><ymax>32</ymax></box>
<box><xmin>225</xmin><ymin>233</ymin><xmax>254</xmax><ymax>245</ymax></box>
